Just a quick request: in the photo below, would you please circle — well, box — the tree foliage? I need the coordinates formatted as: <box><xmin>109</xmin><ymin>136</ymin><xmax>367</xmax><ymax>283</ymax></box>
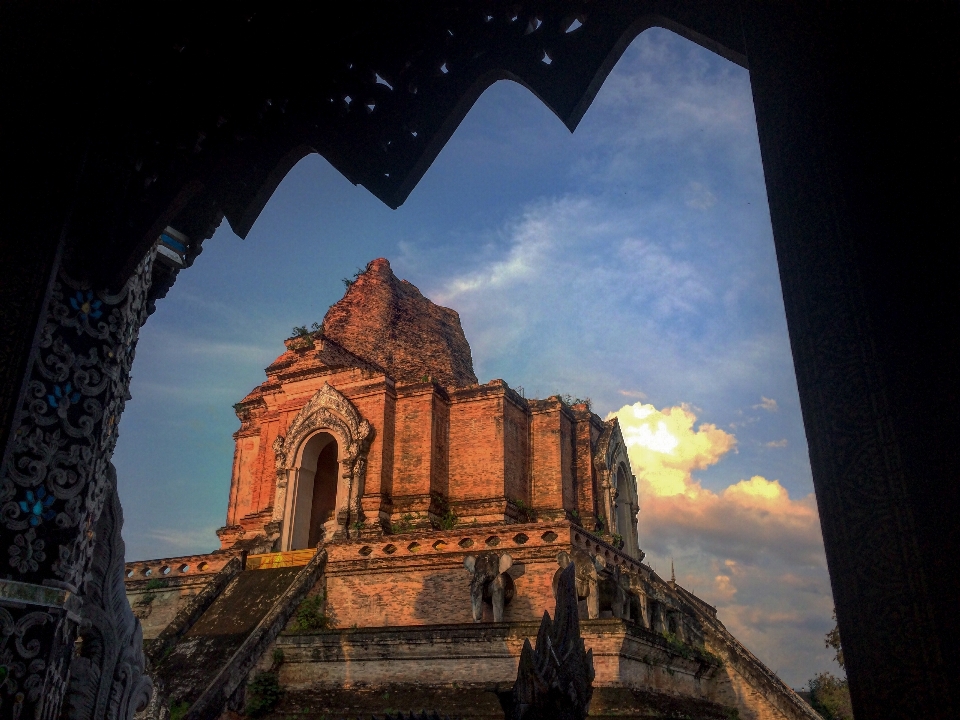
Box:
<box><xmin>245</xmin><ymin>671</ymin><xmax>283</xmax><ymax>717</ymax></box>
<box><xmin>292</xmin><ymin>593</ymin><xmax>333</xmax><ymax>632</ymax></box>
<box><xmin>807</xmin><ymin>672</ymin><xmax>853</xmax><ymax>720</ymax></box>
<box><xmin>825</xmin><ymin>608</ymin><xmax>845</xmax><ymax>669</ymax></box>
<box><xmin>805</xmin><ymin>609</ymin><xmax>852</xmax><ymax>719</ymax></box>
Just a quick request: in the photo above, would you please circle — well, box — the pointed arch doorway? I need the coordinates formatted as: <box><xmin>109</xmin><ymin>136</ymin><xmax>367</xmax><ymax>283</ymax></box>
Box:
<box><xmin>272</xmin><ymin>383</ymin><xmax>372</xmax><ymax>549</ymax></box>
<box><xmin>284</xmin><ymin>431</ymin><xmax>342</xmax><ymax>550</ymax></box>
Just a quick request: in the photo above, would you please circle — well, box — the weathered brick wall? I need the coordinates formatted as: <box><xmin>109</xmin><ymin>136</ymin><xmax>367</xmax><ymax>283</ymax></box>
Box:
<box><xmin>316</xmin><ymin>525</ymin><xmax>569</xmax><ymax>628</ymax></box>
<box><xmin>503</xmin><ymin>395</ymin><xmax>530</xmax><ymax>505</ymax></box>
<box><xmin>269</xmin><ymin>619</ymin><xmax>809</xmax><ymax>720</ymax></box>
<box><xmin>574</xmin><ymin>414</ymin><xmax>600</xmax><ymax>526</ymax></box>
<box><xmin>394</xmin><ymin>384</ymin><xmax>436</xmax><ymax>503</ymax></box>
<box><xmin>431</xmin><ymin>388</ymin><xmax>450</xmax><ymax>498</ymax></box>
<box><xmin>230</xmin><ymin>432</ymin><xmax>261</xmax><ymax>523</ymax></box>
<box><xmin>270</xmin><ymin>622</ymin><xmax>718</xmax><ymax>706</ymax></box>
<box><xmin>449</xmin><ymin>385</ymin><xmax>506</xmax><ymax>502</ymax></box>
<box><xmin>325</xmin><ymin>554</ymin><xmax>558</xmax><ymax>628</ymax></box>
<box><xmin>529</xmin><ymin>401</ymin><xmax>576</xmax><ymax>515</ymax></box>
<box><xmin>560</xmin><ymin>410</ymin><xmax>575</xmax><ymax>512</ymax></box>
<box><xmin>351</xmin><ymin>379</ymin><xmax>395</xmax><ymax>502</ymax></box>
<box><xmin>275</xmin><ymin>625</ymin><xmax>531</xmax><ymax>689</ymax></box>
<box><xmin>252</xmin><ymin>414</ymin><xmax>281</xmax><ymax>516</ymax></box>
<box><xmin>225</xmin><ymin>442</ymin><xmax>242</xmax><ymax>528</ymax></box>
<box><xmin>128</xmin><ymin>581</ymin><xmax>202</xmax><ymax>640</ymax></box>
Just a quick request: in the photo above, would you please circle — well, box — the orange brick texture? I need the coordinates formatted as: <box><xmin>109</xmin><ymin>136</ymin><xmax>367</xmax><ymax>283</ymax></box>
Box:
<box><xmin>305</xmin><ymin>525</ymin><xmax>568</xmax><ymax>628</ymax></box>
<box><xmin>221</xmin><ymin>260</ymin><xmax>618</xmax><ymax>545</ymax></box>
<box><xmin>322</xmin><ymin>258</ymin><xmax>478</xmax><ymax>389</ymax></box>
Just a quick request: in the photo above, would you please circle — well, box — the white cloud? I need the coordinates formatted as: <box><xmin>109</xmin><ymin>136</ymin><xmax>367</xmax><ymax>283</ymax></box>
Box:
<box><xmin>617</xmin><ymin>402</ymin><xmax>736</xmax><ymax>496</ymax></box>
<box><xmin>575</xmin><ymin>29</ymin><xmax>761</xmax><ymax>187</ymax></box>
<box><xmin>612</xmin><ymin>400</ymin><xmax>823</xmax><ymax>567</ymax></box>
<box><xmin>418</xmin><ymin>193</ymin><xmax>788</xmax><ymax>414</ymax></box>
<box><xmin>754</xmin><ymin>396</ymin><xmax>779</xmax><ymax>412</ymax></box>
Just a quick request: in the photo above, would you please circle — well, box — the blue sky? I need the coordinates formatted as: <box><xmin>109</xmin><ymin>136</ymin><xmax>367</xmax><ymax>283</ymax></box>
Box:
<box><xmin>114</xmin><ymin>29</ymin><xmax>836</xmax><ymax>687</ymax></box>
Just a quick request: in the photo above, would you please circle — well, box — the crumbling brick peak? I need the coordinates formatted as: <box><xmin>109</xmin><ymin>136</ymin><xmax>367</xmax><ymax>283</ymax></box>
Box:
<box><xmin>322</xmin><ymin>258</ymin><xmax>478</xmax><ymax>388</ymax></box>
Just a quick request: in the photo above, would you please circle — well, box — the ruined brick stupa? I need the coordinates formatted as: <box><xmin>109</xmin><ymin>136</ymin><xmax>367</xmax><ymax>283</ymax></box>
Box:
<box><xmin>127</xmin><ymin>259</ymin><xmax>819</xmax><ymax>720</ymax></box>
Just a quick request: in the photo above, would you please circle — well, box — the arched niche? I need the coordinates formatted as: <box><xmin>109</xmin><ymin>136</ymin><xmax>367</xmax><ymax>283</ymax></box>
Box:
<box><xmin>594</xmin><ymin>418</ymin><xmax>641</xmax><ymax>560</ymax></box>
<box><xmin>283</xmin><ymin>431</ymin><xmax>341</xmax><ymax>550</ymax></box>
<box><xmin>272</xmin><ymin>383</ymin><xmax>372</xmax><ymax>548</ymax></box>
<box><xmin>615</xmin><ymin>463</ymin><xmax>640</xmax><ymax>559</ymax></box>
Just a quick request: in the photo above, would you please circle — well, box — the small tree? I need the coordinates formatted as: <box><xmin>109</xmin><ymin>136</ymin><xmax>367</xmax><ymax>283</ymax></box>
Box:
<box><xmin>341</xmin><ymin>266</ymin><xmax>366</xmax><ymax>288</ymax></box>
<box><xmin>292</xmin><ymin>593</ymin><xmax>332</xmax><ymax>632</ymax></box>
<box><xmin>807</xmin><ymin>672</ymin><xmax>853</xmax><ymax>720</ymax></box>
<box><xmin>431</xmin><ymin>493</ymin><xmax>458</xmax><ymax>530</ymax></box>
<box><xmin>511</xmin><ymin>499</ymin><xmax>536</xmax><ymax>523</ymax></box>
<box><xmin>805</xmin><ymin>609</ymin><xmax>852</xmax><ymax>719</ymax></box>
<box><xmin>245</xmin><ymin>671</ymin><xmax>283</xmax><ymax>717</ymax></box>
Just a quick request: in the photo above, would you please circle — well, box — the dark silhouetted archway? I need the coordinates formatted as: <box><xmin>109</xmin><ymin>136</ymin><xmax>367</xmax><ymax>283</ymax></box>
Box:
<box><xmin>1</xmin><ymin>3</ymin><xmax>957</xmax><ymax>719</ymax></box>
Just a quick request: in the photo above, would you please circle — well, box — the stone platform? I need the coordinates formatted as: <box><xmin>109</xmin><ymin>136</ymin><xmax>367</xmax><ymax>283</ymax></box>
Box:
<box><xmin>275</xmin><ymin>620</ymin><xmax>718</xmax><ymax>694</ymax></box>
<box><xmin>261</xmin><ymin>685</ymin><xmax>736</xmax><ymax>720</ymax></box>
<box><xmin>258</xmin><ymin>621</ymin><xmax>738</xmax><ymax>720</ymax></box>
<box><xmin>128</xmin><ymin>524</ymin><xmax>819</xmax><ymax>720</ymax></box>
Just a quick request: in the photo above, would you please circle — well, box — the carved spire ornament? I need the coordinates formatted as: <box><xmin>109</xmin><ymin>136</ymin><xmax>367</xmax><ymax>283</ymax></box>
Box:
<box><xmin>500</xmin><ymin>562</ymin><xmax>594</xmax><ymax>720</ymax></box>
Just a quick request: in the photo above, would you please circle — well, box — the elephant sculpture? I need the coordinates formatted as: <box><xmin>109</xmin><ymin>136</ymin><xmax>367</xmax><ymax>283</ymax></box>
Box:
<box><xmin>557</xmin><ymin>549</ymin><xmax>635</xmax><ymax>621</ymax></box>
<box><xmin>600</xmin><ymin>564</ymin><xmax>633</xmax><ymax>621</ymax></box>
<box><xmin>557</xmin><ymin>549</ymin><xmax>601</xmax><ymax>618</ymax></box>
<box><xmin>464</xmin><ymin>551</ymin><xmax>515</xmax><ymax>622</ymax></box>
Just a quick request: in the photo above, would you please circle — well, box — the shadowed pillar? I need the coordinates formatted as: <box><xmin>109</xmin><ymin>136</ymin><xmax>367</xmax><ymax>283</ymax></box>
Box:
<box><xmin>742</xmin><ymin>3</ymin><xmax>959</xmax><ymax>717</ymax></box>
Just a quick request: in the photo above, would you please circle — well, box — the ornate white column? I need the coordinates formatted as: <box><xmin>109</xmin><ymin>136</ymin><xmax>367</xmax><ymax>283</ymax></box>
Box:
<box><xmin>0</xmin><ymin>250</ymin><xmax>156</xmax><ymax>719</ymax></box>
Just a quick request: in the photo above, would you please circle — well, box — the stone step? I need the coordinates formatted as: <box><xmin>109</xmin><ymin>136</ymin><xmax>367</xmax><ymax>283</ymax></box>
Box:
<box><xmin>147</xmin><ymin>549</ymin><xmax>327</xmax><ymax>720</ymax></box>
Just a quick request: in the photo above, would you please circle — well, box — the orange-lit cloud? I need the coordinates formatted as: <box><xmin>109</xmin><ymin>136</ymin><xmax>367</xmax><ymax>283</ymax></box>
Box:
<box><xmin>609</xmin><ymin>401</ymin><xmax>834</xmax><ymax>686</ymax></box>
<box><xmin>611</xmin><ymin>401</ymin><xmax>823</xmax><ymax>566</ymax></box>
<box><xmin>615</xmin><ymin>402</ymin><xmax>736</xmax><ymax>497</ymax></box>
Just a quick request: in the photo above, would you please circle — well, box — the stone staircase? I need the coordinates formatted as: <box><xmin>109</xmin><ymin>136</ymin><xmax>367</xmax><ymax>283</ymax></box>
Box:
<box><xmin>143</xmin><ymin>549</ymin><xmax>327</xmax><ymax>720</ymax></box>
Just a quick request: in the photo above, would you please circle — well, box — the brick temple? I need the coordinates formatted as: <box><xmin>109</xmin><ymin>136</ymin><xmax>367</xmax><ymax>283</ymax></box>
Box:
<box><xmin>219</xmin><ymin>257</ymin><xmax>639</xmax><ymax>560</ymax></box>
<box><xmin>126</xmin><ymin>259</ymin><xmax>819</xmax><ymax>720</ymax></box>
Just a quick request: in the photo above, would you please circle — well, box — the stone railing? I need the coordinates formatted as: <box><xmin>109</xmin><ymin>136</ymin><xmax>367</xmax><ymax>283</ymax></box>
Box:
<box><xmin>694</xmin><ymin>597</ymin><xmax>821</xmax><ymax>720</ymax></box>
<box><xmin>329</xmin><ymin>522</ymin><xmax>570</xmax><ymax>562</ymax></box>
<box><xmin>124</xmin><ymin>552</ymin><xmax>240</xmax><ymax>581</ymax></box>
<box><xmin>328</xmin><ymin>521</ymin><xmax>654</xmax><ymax>568</ymax></box>
<box><xmin>569</xmin><ymin>527</ymin><xmax>647</xmax><ymax>573</ymax></box>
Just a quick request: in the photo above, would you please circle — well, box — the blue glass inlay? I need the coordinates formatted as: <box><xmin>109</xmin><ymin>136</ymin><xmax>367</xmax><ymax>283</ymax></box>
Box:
<box><xmin>160</xmin><ymin>233</ymin><xmax>187</xmax><ymax>253</ymax></box>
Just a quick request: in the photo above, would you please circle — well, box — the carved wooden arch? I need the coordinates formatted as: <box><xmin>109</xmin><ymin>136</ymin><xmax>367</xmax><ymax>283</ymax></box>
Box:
<box><xmin>271</xmin><ymin>384</ymin><xmax>372</xmax><ymax>544</ymax></box>
<box><xmin>40</xmin><ymin>2</ymin><xmax>749</xmax><ymax>288</ymax></box>
<box><xmin>4</xmin><ymin>5</ymin><xmax>957</xmax><ymax>718</ymax></box>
